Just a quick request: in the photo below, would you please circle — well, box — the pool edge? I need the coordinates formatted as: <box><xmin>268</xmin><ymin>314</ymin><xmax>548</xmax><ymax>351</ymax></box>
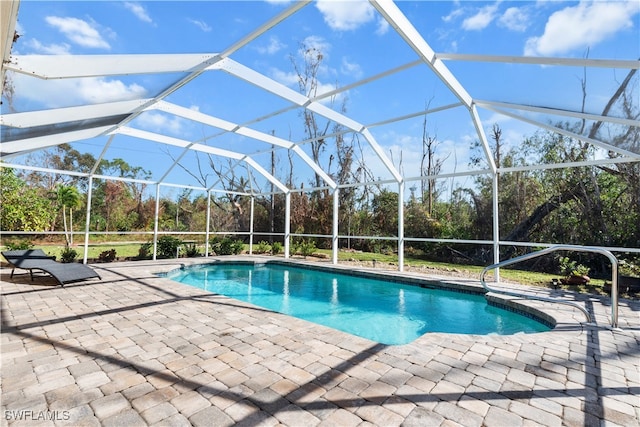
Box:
<box><xmin>158</xmin><ymin>257</ymin><xmax>565</xmax><ymax>337</ymax></box>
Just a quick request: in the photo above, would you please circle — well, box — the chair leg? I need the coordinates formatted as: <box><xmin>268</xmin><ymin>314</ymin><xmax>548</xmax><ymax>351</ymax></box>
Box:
<box><xmin>10</xmin><ymin>268</ymin><xmax>15</xmax><ymax>278</ymax></box>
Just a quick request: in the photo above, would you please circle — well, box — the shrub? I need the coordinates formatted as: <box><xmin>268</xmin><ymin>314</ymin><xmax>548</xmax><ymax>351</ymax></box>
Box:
<box><xmin>232</xmin><ymin>240</ymin><xmax>244</xmax><ymax>255</ymax></box>
<box><xmin>184</xmin><ymin>243</ymin><xmax>200</xmax><ymax>257</ymax></box>
<box><xmin>211</xmin><ymin>237</ymin><xmax>244</xmax><ymax>255</ymax></box>
<box><xmin>362</xmin><ymin>240</ymin><xmax>383</xmax><ymax>254</ymax></box>
<box><xmin>138</xmin><ymin>242</ymin><xmax>153</xmax><ymax>259</ymax></box>
<box><xmin>271</xmin><ymin>241</ymin><xmax>283</xmax><ymax>255</ymax></box>
<box><xmin>298</xmin><ymin>239</ymin><xmax>317</xmax><ymax>258</ymax></box>
<box><xmin>60</xmin><ymin>246</ymin><xmax>78</xmax><ymax>263</ymax></box>
<box><xmin>255</xmin><ymin>241</ymin><xmax>271</xmax><ymax>254</ymax></box>
<box><xmin>98</xmin><ymin>249</ymin><xmax>117</xmax><ymax>262</ymax></box>
<box><xmin>381</xmin><ymin>245</ymin><xmax>394</xmax><ymax>256</ymax></box>
<box><xmin>619</xmin><ymin>259</ymin><xmax>640</xmax><ymax>277</ymax></box>
<box><xmin>290</xmin><ymin>241</ymin><xmax>300</xmax><ymax>256</ymax></box>
<box><xmin>210</xmin><ymin>237</ymin><xmax>223</xmax><ymax>255</ymax></box>
<box><xmin>5</xmin><ymin>239</ymin><xmax>33</xmax><ymax>250</ymax></box>
<box><xmin>157</xmin><ymin>236</ymin><xmax>183</xmax><ymax>258</ymax></box>
<box><xmin>572</xmin><ymin>264</ymin><xmax>590</xmax><ymax>277</ymax></box>
<box><xmin>559</xmin><ymin>256</ymin><xmax>590</xmax><ymax>277</ymax></box>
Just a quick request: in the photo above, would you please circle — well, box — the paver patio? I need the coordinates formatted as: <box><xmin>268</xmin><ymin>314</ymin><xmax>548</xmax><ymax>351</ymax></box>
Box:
<box><xmin>2</xmin><ymin>257</ymin><xmax>639</xmax><ymax>426</ymax></box>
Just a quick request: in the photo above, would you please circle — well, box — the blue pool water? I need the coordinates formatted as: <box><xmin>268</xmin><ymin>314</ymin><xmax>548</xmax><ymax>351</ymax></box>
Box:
<box><xmin>166</xmin><ymin>262</ymin><xmax>550</xmax><ymax>345</ymax></box>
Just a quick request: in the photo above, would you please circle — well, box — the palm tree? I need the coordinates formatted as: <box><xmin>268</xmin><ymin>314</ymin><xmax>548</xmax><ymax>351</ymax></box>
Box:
<box><xmin>56</xmin><ymin>185</ymin><xmax>81</xmax><ymax>246</ymax></box>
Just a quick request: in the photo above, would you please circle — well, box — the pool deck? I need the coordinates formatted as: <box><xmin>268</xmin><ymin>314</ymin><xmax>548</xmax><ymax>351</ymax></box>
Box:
<box><xmin>2</xmin><ymin>256</ymin><xmax>639</xmax><ymax>426</ymax></box>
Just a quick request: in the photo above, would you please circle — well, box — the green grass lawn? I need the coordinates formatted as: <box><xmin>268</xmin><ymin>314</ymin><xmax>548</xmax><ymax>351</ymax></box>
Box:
<box><xmin>32</xmin><ymin>242</ymin><xmax>608</xmax><ymax>289</ymax></box>
<box><xmin>325</xmin><ymin>249</ymin><xmax>569</xmax><ymax>287</ymax></box>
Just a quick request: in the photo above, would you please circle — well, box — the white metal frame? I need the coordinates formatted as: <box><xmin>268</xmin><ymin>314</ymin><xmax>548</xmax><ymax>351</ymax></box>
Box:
<box><xmin>1</xmin><ymin>0</ymin><xmax>639</xmax><ymax>269</ymax></box>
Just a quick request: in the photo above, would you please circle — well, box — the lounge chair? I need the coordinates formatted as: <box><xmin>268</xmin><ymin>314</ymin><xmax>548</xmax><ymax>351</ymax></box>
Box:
<box><xmin>1</xmin><ymin>249</ymin><xmax>100</xmax><ymax>286</ymax></box>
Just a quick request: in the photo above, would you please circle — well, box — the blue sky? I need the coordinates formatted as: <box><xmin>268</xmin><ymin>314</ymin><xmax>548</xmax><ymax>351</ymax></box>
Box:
<box><xmin>5</xmin><ymin>1</ymin><xmax>640</xmax><ymax>195</ymax></box>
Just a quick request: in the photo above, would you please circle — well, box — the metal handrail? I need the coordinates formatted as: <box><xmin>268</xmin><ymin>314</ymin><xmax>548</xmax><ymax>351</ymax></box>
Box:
<box><xmin>480</xmin><ymin>245</ymin><xmax>619</xmax><ymax>328</ymax></box>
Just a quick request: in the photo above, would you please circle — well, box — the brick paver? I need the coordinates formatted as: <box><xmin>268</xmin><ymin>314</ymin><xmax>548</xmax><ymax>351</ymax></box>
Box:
<box><xmin>2</xmin><ymin>258</ymin><xmax>639</xmax><ymax>426</ymax></box>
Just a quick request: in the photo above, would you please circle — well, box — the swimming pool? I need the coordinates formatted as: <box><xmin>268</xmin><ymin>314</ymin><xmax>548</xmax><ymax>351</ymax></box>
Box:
<box><xmin>165</xmin><ymin>262</ymin><xmax>551</xmax><ymax>345</ymax></box>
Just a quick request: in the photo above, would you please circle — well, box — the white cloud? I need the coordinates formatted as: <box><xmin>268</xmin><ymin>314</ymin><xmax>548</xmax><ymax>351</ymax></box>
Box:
<box><xmin>271</xmin><ymin>65</ymin><xmax>345</xmax><ymax>106</ymax></box>
<box><xmin>316</xmin><ymin>0</ymin><xmax>375</xmax><ymax>31</ymax></box>
<box><xmin>499</xmin><ymin>7</ymin><xmax>529</xmax><ymax>32</ymax></box>
<box><xmin>300</xmin><ymin>35</ymin><xmax>331</xmax><ymax>58</ymax></box>
<box><xmin>462</xmin><ymin>4</ymin><xmax>499</xmax><ymax>31</ymax></box>
<box><xmin>389</xmin><ymin>135</ymin><xmax>421</xmax><ymax>172</ymax></box>
<box><xmin>13</xmin><ymin>74</ymin><xmax>146</xmax><ymax>108</ymax></box>
<box><xmin>271</xmin><ymin>68</ymin><xmax>300</xmax><ymax>88</ymax></box>
<box><xmin>271</xmin><ymin>34</ymin><xmax>350</xmax><ymax>104</ymax></box>
<box><xmin>340</xmin><ymin>57</ymin><xmax>363</xmax><ymax>79</ymax></box>
<box><xmin>45</xmin><ymin>16</ymin><xmax>110</xmax><ymax>49</ymax></box>
<box><xmin>375</xmin><ymin>17</ymin><xmax>389</xmax><ymax>36</ymax></box>
<box><xmin>482</xmin><ymin>112</ymin><xmax>513</xmax><ymax>128</ymax></box>
<box><xmin>294</xmin><ymin>35</ymin><xmax>334</xmax><ymax>78</ymax></box>
<box><xmin>364</xmin><ymin>130</ymin><xmax>420</xmax><ymax>178</ymax></box>
<box><xmin>256</xmin><ymin>36</ymin><xmax>285</xmax><ymax>55</ymax></box>
<box><xmin>25</xmin><ymin>38</ymin><xmax>71</xmax><ymax>54</ymax></box>
<box><xmin>442</xmin><ymin>7</ymin><xmax>465</xmax><ymax>24</ymax></box>
<box><xmin>373</xmin><ymin>130</ymin><xmax>476</xmax><ymax>179</ymax></box>
<box><xmin>314</xmin><ymin>81</ymin><xmax>343</xmax><ymax>102</ymax></box>
<box><xmin>524</xmin><ymin>1</ymin><xmax>640</xmax><ymax>56</ymax></box>
<box><xmin>124</xmin><ymin>2</ymin><xmax>153</xmax><ymax>24</ymax></box>
<box><xmin>188</xmin><ymin>19</ymin><xmax>212</xmax><ymax>32</ymax></box>
<box><xmin>79</xmin><ymin>79</ymin><xmax>146</xmax><ymax>104</ymax></box>
<box><xmin>136</xmin><ymin>112</ymin><xmax>185</xmax><ymax>135</ymax></box>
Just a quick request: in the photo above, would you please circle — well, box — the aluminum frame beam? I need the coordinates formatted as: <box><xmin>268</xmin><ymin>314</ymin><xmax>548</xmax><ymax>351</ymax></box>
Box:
<box><xmin>113</xmin><ymin>127</ymin><xmax>289</xmax><ymax>193</ymax></box>
<box><xmin>1</xmin><ymin>99</ymin><xmax>152</xmax><ymax>128</ymax></box>
<box><xmin>2</xmin><ymin>0</ymin><xmax>639</xmax><ymax>274</ymax></box>
<box><xmin>436</xmin><ymin>53</ymin><xmax>640</xmax><ymax>69</ymax></box>
<box><xmin>155</xmin><ymin>101</ymin><xmax>336</xmax><ymax>189</ymax></box>
<box><xmin>219</xmin><ymin>57</ymin><xmax>402</xmax><ymax>182</ymax></box>
<box><xmin>1</xmin><ymin>126</ymin><xmax>112</xmax><ymax>155</ymax></box>
<box><xmin>219</xmin><ymin>0</ymin><xmax>311</xmax><ymax>58</ymax></box>
<box><xmin>475</xmin><ymin>100</ymin><xmax>640</xmax><ymax>128</ymax></box>
<box><xmin>370</xmin><ymin>0</ymin><xmax>497</xmax><ymax>174</ymax></box>
<box><xmin>6</xmin><ymin>54</ymin><xmax>222</xmax><ymax>78</ymax></box>
<box><xmin>1</xmin><ymin>0</ymin><xmax>20</xmax><ymax>74</ymax></box>
<box><xmin>483</xmin><ymin>105</ymin><xmax>640</xmax><ymax>159</ymax></box>
<box><xmin>1</xmin><ymin>98</ymin><xmax>336</xmax><ymax>189</ymax></box>
<box><xmin>371</xmin><ymin>0</ymin><xmax>472</xmax><ymax>108</ymax></box>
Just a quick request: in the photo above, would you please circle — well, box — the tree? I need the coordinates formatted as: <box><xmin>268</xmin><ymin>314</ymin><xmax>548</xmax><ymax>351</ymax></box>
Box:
<box><xmin>289</xmin><ymin>41</ymin><xmax>373</xmax><ymax>243</ymax></box>
<box><xmin>291</xmin><ymin>43</ymin><xmax>332</xmax><ymax>190</ymax></box>
<box><xmin>211</xmin><ymin>162</ymin><xmax>252</xmax><ymax>233</ymax></box>
<box><xmin>435</xmin><ymin>189</ymin><xmax>475</xmax><ymax>240</ymax></box>
<box><xmin>98</xmin><ymin>158</ymin><xmax>152</xmax><ymax>230</ymax></box>
<box><xmin>501</xmin><ymin>66</ymin><xmax>639</xmax><ymax>249</ymax></box>
<box><xmin>371</xmin><ymin>189</ymin><xmax>398</xmax><ymax>238</ymax></box>
<box><xmin>23</xmin><ymin>144</ymin><xmax>97</xmax><ymax>192</ymax></box>
<box><xmin>404</xmin><ymin>198</ymin><xmax>443</xmax><ymax>246</ymax></box>
<box><xmin>467</xmin><ymin>124</ymin><xmax>511</xmax><ymax>241</ymax></box>
<box><xmin>95</xmin><ymin>180</ymin><xmax>135</xmax><ymax>232</ymax></box>
<box><xmin>420</xmin><ymin>101</ymin><xmax>447</xmax><ymax>215</ymax></box>
<box><xmin>55</xmin><ymin>185</ymin><xmax>82</xmax><ymax>246</ymax></box>
<box><xmin>1</xmin><ymin>168</ymin><xmax>55</xmax><ymax>232</ymax></box>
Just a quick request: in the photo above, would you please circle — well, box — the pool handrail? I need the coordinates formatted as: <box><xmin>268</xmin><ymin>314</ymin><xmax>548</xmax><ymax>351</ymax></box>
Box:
<box><xmin>480</xmin><ymin>245</ymin><xmax>619</xmax><ymax>328</ymax></box>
